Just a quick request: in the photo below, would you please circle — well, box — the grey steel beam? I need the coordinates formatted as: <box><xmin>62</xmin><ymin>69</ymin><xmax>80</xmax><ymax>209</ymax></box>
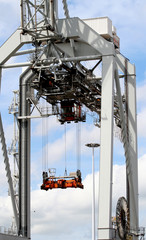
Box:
<box><xmin>0</xmin><ymin>115</ymin><xmax>19</xmax><ymax>232</ymax></box>
<box><xmin>0</xmin><ymin>67</ymin><xmax>2</xmax><ymax>91</ymax></box>
<box><xmin>13</xmin><ymin>47</ymin><xmax>44</xmax><ymax>56</ymax></box>
<box><xmin>1</xmin><ymin>63</ymin><xmax>32</xmax><ymax>69</ymax></box>
<box><xmin>55</xmin><ymin>42</ymin><xmax>99</xmax><ymax>58</ymax></box>
<box><xmin>116</xmin><ymin>52</ymin><xmax>135</xmax><ymax>75</ymax></box>
<box><xmin>19</xmin><ymin>67</ymin><xmax>37</xmax><ymax>238</ymax></box>
<box><xmin>56</xmin><ymin>18</ymin><xmax>114</xmax><ymax>55</ymax></box>
<box><xmin>126</xmin><ymin>63</ymin><xmax>138</xmax><ymax>238</ymax></box>
<box><xmin>0</xmin><ymin>29</ymin><xmax>23</xmax><ymax>65</ymax></box>
<box><xmin>115</xmin><ymin>64</ymin><xmax>138</xmax><ymax>238</ymax></box>
<box><xmin>1</xmin><ymin>54</ymin><xmax>101</xmax><ymax>69</ymax></box>
<box><xmin>0</xmin><ymin>29</ymin><xmax>32</xmax><ymax>65</ymax></box>
<box><xmin>98</xmin><ymin>54</ymin><xmax>115</xmax><ymax>239</ymax></box>
<box><xmin>116</xmin><ymin>53</ymin><xmax>139</xmax><ymax>236</ymax></box>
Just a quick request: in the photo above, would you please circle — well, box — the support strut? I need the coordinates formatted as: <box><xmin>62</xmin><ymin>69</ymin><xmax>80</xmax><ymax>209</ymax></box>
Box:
<box><xmin>0</xmin><ymin>115</ymin><xmax>19</xmax><ymax>232</ymax></box>
<box><xmin>19</xmin><ymin>68</ymin><xmax>37</xmax><ymax>238</ymax></box>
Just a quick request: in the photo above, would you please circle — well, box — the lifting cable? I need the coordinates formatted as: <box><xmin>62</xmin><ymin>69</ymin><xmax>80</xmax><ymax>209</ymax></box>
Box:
<box><xmin>46</xmin><ymin>104</ymin><xmax>49</xmax><ymax>171</ymax></box>
<box><xmin>76</xmin><ymin>122</ymin><xmax>81</xmax><ymax>171</ymax></box>
<box><xmin>42</xmin><ymin>101</ymin><xmax>49</xmax><ymax>172</ymax></box>
<box><xmin>64</xmin><ymin>123</ymin><xmax>67</xmax><ymax>176</ymax></box>
<box><xmin>42</xmin><ymin>100</ymin><xmax>44</xmax><ymax>172</ymax></box>
<box><xmin>62</xmin><ymin>0</ymin><xmax>82</xmax><ymax>173</ymax></box>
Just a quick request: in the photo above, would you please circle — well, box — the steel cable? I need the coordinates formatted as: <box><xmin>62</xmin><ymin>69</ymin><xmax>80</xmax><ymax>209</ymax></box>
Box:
<box><xmin>64</xmin><ymin>123</ymin><xmax>67</xmax><ymax>176</ymax></box>
<box><xmin>62</xmin><ymin>0</ymin><xmax>70</xmax><ymax>18</ymax></box>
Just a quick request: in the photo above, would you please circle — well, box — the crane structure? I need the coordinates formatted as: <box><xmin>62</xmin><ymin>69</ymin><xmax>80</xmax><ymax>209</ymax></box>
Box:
<box><xmin>0</xmin><ymin>0</ymin><xmax>142</xmax><ymax>240</ymax></box>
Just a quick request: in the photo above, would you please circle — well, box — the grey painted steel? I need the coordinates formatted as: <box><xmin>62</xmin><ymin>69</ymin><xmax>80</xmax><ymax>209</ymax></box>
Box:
<box><xmin>0</xmin><ymin>29</ymin><xmax>32</xmax><ymax>65</ymax></box>
<box><xmin>1</xmin><ymin>54</ymin><xmax>101</xmax><ymax>69</ymax></box>
<box><xmin>50</xmin><ymin>0</ymin><xmax>55</xmax><ymax>28</ymax></box>
<box><xmin>19</xmin><ymin>68</ymin><xmax>37</xmax><ymax>238</ymax></box>
<box><xmin>1</xmin><ymin>63</ymin><xmax>32</xmax><ymax>69</ymax></box>
<box><xmin>54</xmin><ymin>0</ymin><xmax>58</xmax><ymax>19</ymax></box>
<box><xmin>98</xmin><ymin>55</ymin><xmax>115</xmax><ymax>239</ymax></box>
<box><xmin>0</xmin><ymin>115</ymin><xmax>19</xmax><ymax>231</ymax></box>
<box><xmin>20</xmin><ymin>0</ymin><xmax>25</xmax><ymax>29</ymax></box>
<box><xmin>56</xmin><ymin>18</ymin><xmax>113</xmax><ymax>55</ymax></box>
<box><xmin>116</xmin><ymin>53</ymin><xmax>134</xmax><ymax>75</ymax></box>
<box><xmin>0</xmin><ymin>233</ymin><xmax>28</xmax><ymax>240</ymax></box>
<box><xmin>115</xmin><ymin>65</ymin><xmax>138</xmax><ymax>239</ymax></box>
<box><xmin>115</xmin><ymin>54</ymin><xmax>139</xmax><ymax>234</ymax></box>
<box><xmin>13</xmin><ymin>47</ymin><xmax>44</xmax><ymax>56</ymax></box>
<box><xmin>127</xmin><ymin>64</ymin><xmax>138</xmax><ymax>237</ymax></box>
<box><xmin>62</xmin><ymin>0</ymin><xmax>70</xmax><ymax>18</ymax></box>
<box><xmin>116</xmin><ymin>55</ymin><xmax>139</xmax><ymax>234</ymax></box>
<box><xmin>55</xmin><ymin>42</ymin><xmax>99</xmax><ymax>58</ymax></box>
<box><xmin>0</xmin><ymin>67</ymin><xmax>2</xmax><ymax>91</ymax></box>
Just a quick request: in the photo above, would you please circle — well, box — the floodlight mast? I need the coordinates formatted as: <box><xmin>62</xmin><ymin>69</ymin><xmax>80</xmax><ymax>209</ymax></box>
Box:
<box><xmin>0</xmin><ymin>0</ymin><xmax>140</xmax><ymax>239</ymax></box>
<box><xmin>86</xmin><ymin>143</ymin><xmax>100</xmax><ymax>240</ymax></box>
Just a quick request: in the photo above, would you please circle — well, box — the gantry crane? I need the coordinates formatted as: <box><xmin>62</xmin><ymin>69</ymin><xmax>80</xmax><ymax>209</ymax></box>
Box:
<box><xmin>0</xmin><ymin>0</ymin><xmax>143</xmax><ymax>239</ymax></box>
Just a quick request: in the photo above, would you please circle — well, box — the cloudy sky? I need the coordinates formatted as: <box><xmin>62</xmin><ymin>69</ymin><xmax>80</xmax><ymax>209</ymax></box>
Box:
<box><xmin>0</xmin><ymin>0</ymin><xmax>146</xmax><ymax>239</ymax></box>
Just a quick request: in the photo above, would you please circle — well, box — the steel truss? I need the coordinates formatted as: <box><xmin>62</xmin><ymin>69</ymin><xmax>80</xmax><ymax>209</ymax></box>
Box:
<box><xmin>0</xmin><ymin>0</ymin><xmax>139</xmax><ymax>240</ymax></box>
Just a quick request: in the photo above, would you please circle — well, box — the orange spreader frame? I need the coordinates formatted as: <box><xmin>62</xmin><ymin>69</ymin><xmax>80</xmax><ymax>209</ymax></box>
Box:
<box><xmin>41</xmin><ymin>178</ymin><xmax>84</xmax><ymax>190</ymax></box>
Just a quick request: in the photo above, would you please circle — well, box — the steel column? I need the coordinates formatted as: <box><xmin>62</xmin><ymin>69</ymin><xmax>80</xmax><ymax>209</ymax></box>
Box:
<box><xmin>98</xmin><ymin>55</ymin><xmax>115</xmax><ymax>240</ymax></box>
<box><xmin>19</xmin><ymin>68</ymin><xmax>37</xmax><ymax>238</ymax></box>
<box><xmin>115</xmin><ymin>55</ymin><xmax>139</xmax><ymax>237</ymax></box>
<box><xmin>127</xmin><ymin>63</ymin><xmax>138</xmax><ymax>237</ymax></box>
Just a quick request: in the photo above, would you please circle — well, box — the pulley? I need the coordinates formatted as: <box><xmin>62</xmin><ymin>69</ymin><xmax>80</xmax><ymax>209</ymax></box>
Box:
<box><xmin>116</xmin><ymin>197</ymin><xmax>130</xmax><ymax>240</ymax></box>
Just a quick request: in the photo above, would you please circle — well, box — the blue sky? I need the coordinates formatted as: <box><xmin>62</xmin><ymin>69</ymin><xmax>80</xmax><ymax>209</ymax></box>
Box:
<box><xmin>0</xmin><ymin>0</ymin><xmax>146</xmax><ymax>239</ymax></box>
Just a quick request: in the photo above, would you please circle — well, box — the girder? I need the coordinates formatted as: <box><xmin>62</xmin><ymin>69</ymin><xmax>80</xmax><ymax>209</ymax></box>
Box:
<box><xmin>0</xmin><ymin>29</ymin><xmax>32</xmax><ymax>65</ymax></box>
<box><xmin>56</xmin><ymin>18</ymin><xmax>114</xmax><ymax>56</ymax></box>
<box><xmin>115</xmin><ymin>54</ymin><xmax>139</xmax><ymax>234</ymax></box>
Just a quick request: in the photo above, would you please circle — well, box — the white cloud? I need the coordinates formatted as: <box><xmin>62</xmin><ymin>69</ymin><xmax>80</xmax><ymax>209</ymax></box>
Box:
<box><xmin>137</xmin><ymin>108</ymin><xmax>146</xmax><ymax>138</ymax></box>
<box><xmin>32</xmin><ymin>116</ymin><xmax>61</xmax><ymax>137</ymax></box>
<box><xmin>138</xmin><ymin>154</ymin><xmax>146</xmax><ymax>197</ymax></box>
<box><xmin>138</xmin><ymin>154</ymin><xmax>146</xmax><ymax>227</ymax></box>
<box><xmin>0</xmin><ymin>196</ymin><xmax>13</xmax><ymax>229</ymax></box>
<box><xmin>31</xmin><ymin>172</ymin><xmax>97</xmax><ymax>240</ymax></box>
<box><xmin>137</xmin><ymin>82</ymin><xmax>146</xmax><ymax>103</ymax></box>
